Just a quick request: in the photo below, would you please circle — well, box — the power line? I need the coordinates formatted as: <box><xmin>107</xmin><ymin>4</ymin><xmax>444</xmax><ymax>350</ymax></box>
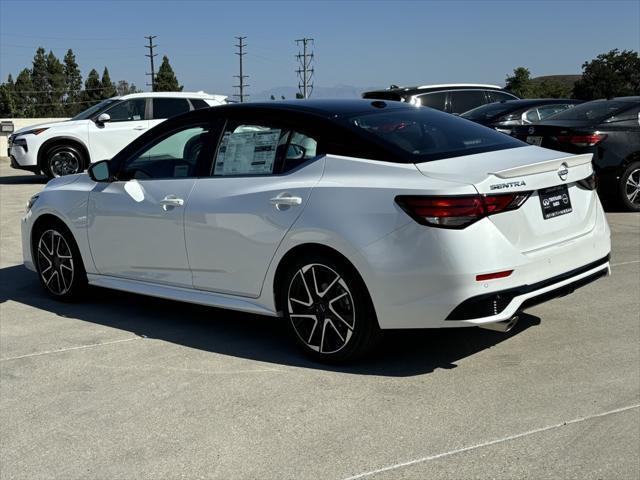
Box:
<box><xmin>295</xmin><ymin>38</ymin><xmax>314</xmax><ymax>99</ymax></box>
<box><xmin>233</xmin><ymin>36</ymin><xmax>249</xmax><ymax>103</ymax></box>
<box><xmin>144</xmin><ymin>35</ymin><xmax>157</xmax><ymax>92</ymax></box>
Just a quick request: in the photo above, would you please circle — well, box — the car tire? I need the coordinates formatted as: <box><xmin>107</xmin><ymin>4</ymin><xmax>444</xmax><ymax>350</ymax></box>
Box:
<box><xmin>618</xmin><ymin>161</ymin><xmax>640</xmax><ymax>212</ymax></box>
<box><xmin>33</xmin><ymin>221</ymin><xmax>87</xmax><ymax>301</ymax></box>
<box><xmin>42</xmin><ymin>144</ymin><xmax>86</xmax><ymax>179</ymax></box>
<box><xmin>278</xmin><ymin>252</ymin><xmax>381</xmax><ymax>363</ymax></box>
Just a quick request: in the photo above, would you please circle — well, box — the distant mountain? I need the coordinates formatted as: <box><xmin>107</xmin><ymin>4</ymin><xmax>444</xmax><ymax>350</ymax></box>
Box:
<box><xmin>251</xmin><ymin>84</ymin><xmax>381</xmax><ymax>101</ymax></box>
<box><xmin>531</xmin><ymin>75</ymin><xmax>581</xmax><ymax>88</ymax></box>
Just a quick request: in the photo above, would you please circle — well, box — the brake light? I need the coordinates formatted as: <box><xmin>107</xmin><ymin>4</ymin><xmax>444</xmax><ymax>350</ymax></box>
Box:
<box><xmin>553</xmin><ymin>133</ymin><xmax>606</xmax><ymax>147</ymax></box>
<box><xmin>577</xmin><ymin>172</ymin><xmax>598</xmax><ymax>190</ymax></box>
<box><xmin>396</xmin><ymin>192</ymin><xmax>531</xmax><ymax>229</ymax></box>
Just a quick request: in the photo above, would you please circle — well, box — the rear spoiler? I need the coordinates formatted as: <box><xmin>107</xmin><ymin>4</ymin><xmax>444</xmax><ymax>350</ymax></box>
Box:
<box><xmin>491</xmin><ymin>154</ymin><xmax>593</xmax><ymax>179</ymax></box>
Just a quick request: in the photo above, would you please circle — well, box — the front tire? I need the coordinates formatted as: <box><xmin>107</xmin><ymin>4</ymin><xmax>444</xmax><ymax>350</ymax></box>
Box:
<box><xmin>42</xmin><ymin>144</ymin><xmax>85</xmax><ymax>179</ymax></box>
<box><xmin>34</xmin><ymin>222</ymin><xmax>87</xmax><ymax>301</ymax></box>
<box><xmin>279</xmin><ymin>253</ymin><xmax>380</xmax><ymax>363</ymax></box>
<box><xmin>619</xmin><ymin>161</ymin><xmax>640</xmax><ymax>212</ymax></box>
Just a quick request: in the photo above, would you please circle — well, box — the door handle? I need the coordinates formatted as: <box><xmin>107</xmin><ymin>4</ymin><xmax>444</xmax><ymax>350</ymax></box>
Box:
<box><xmin>270</xmin><ymin>193</ymin><xmax>303</xmax><ymax>209</ymax></box>
<box><xmin>133</xmin><ymin>126</ymin><xmax>147</xmax><ymax>131</ymax></box>
<box><xmin>160</xmin><ymin>195</ymin><xmax>184</xmax><ymax>210</ymax></box>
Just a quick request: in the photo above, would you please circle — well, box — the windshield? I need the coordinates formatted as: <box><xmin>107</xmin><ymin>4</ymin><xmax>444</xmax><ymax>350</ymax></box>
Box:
<box><xmin>461</xmin><ymin>102</ymin><xmax>518</xmax><ymax>121</ymax></box>
<box><xmin>544</xmin><ymin>100</ymin><xmax>631</xmax><ymax>122</ymax></box>
<box><xmin>71</xmin><ymin>98</ymin><xmax>118</xmax><ymax>120</ymax></box>
<box><xmin>349</xmin><ymin>108</ymin><xmax>525</xmax><ymax>162</ymax></box>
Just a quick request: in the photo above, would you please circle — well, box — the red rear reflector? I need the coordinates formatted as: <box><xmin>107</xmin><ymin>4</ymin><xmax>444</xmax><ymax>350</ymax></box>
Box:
<box><xmin>553</xmin><ymin>134</ymin><xmax>606</xmax><ymax>147</ymax></box>
<box><xmin>476</xmin><ymin>270</ymin><xmax>513</xmax><ymax>281</ymax></box>
<box><xmin>396</xmin><ymin>192</ymin><xmax>531</xmax><ymax>229</ymax></box>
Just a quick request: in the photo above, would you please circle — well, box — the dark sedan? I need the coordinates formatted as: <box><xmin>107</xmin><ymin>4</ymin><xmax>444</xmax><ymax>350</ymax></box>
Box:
<box><xmin>461</xmin><ymin>99</ymin><xmax>582</xmax><ymax>133</ymax></box>
<box><xmin>511</xmin><ymin>97</ymin><xmax>640</xmax><ymax>211</ymax></box>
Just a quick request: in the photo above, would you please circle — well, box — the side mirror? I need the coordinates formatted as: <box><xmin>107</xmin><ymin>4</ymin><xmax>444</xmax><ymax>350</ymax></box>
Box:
<box><xmin>96</xmin><ymin>113</ymin><xmax>111</xmax><ymax>125</ymax></box>
<box><xmin>88</xmin><ymin>160</ymin><xmax>112</xmax><ymax>182</ymax></box>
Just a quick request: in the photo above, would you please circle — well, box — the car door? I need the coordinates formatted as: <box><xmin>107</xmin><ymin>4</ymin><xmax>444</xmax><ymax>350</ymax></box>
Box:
<box><xmin>87</xmin><ymin>121</ymin><xmax>216</xmax><ymax>287</ymax></box>
<box><xmin>184</xmin><ymin>116</ymin><xmax>324</xmax><ymax>297</ymax></box>
<box><xmin>87</xmin><ymin>98</ymin><xmax>149</xmax><ymax>161</ymax></box>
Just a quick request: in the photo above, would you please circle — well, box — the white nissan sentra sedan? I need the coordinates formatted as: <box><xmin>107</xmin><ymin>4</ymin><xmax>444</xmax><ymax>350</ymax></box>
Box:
<box><xmin>21</xmin><ymin>100</ymin><xmax>611</xmax><ymax>362</ymax></box>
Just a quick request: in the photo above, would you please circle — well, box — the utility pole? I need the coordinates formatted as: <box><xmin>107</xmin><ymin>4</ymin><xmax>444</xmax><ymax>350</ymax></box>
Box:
<box><xmin>144</xmin><ymin>35</ymin><xmax>158</xmax><ymax>91</ymax></box>
<box><xmin>295</xmin><ymin>37</ymin><xmax>314</xmax><ymax>99</ymax></box>
<box><xmin>234</xmin><ymin>36</ymin><xmax>249</xmax><ymax>102</ymax></box>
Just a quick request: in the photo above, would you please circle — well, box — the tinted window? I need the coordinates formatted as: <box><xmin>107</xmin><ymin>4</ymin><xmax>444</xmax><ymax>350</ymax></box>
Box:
<box><xmin>103</xmin><ymin>99</ymin><xmax>146</xmax><ymax>122</ymax></box>
<box><xmin>153</xmin><ymin>98</ymin><xmax>191</xmax><ymax>119</ymax></box>
<box><xmin>449</xmin><ymin>90</ymin><xmax>487</xmax><ymax>114</ymax></box>
<box><xmin>524</xmin><ymin>108</ymin><xmax>540</xmax><ymax>123</ymax></box>
<box><xmin>349</xmin><ymin>108</ymin><xmax>525</xmax><ymax>163</ymax></box>
<box><xmin>120</xmin><ymin>125</ymin><xmax>211</xmax><ymax>179</ymax></box>
<box><xmin>461</xmin><ymin>102</ymin><xmax>517</xmax><ymax>121</ymax></box>
<box><xmin>489</xmin><ymin>91</ymin><xmax>517</xmax><ymax>102</ymax></box>
<box><xmin>603</xmin><ymin>105</ymin><xmax>640</xmax><ymax>123</ymax></box>
<box><xmin>538</xmin><ymin>104</ymin><xmax>573</xmax><ymax>120</ymax></box>
<box><xmin>418</xmin><ymin>92</ymin><xmax>447</xmax><ymax>110</ymax></box>
<box><xmin>190</xmin><ymin>98</ymin><xmax>210</xmax><ymax>109</ymax></box>
<box><xmin>546</xmin><ymin>100</ymin><xmax>634</xmax><ymax>122</ymax></box>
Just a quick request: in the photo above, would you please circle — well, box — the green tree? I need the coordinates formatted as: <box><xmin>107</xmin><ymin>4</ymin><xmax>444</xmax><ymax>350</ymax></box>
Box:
<box><xmin>534</xmin><ymin>79</ymin><xmax>573</xmax><ymax>98</ymax></box>
<box><xmin>46</xmin><ymin>51</ymin><xmax>66</xmax><ymax>116</ymax></box>
<box><xmin>31</xmin><ymin>47</ymin><xmax>49</xmax><ymax>116</ymax></box>
<box><xmin>505</xmin><ymin>67</ymin><xmax>536</xmax><ymax>98</ymax></box>
<box><xmin>82</xmin><ymin>68</ymin><xmax>103</xmax><ymax>105</ymax></box>
<box><xmin>100</xmin><ymin>67</ymin><xmax>117</xmax><ymax>99</ymax></box>
<box><xmin>14</xmin><ymin>68</ymin><xmax>35</xmax><ymax>117</ymax></box>
<box><xmin>63</xmin><ymin>49</ymin><xmax>83</xmax><ymax>116</ymax></box>
<box><xmin>154</xmin><ymin>56</ymin><xmax>182</xmax><ymax>92</ymax></box>
<box><xmin>116</xmin><ymin>80</ymin><xmax>140</xmax><ymax>96</ymax></box>
<box><xmin>0</xmin><ymin>75</ymin><xmax>16</xmax><ymax>116</ymax></box>
<box><xmin>573</xmin><ymin>49</ymin><xmax>640</xmax><ymax>100</ymax></box>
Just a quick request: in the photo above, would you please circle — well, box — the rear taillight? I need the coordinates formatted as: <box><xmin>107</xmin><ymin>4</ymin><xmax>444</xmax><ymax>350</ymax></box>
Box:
<box><xmin>553</xmin><ymin>133</ymin><xmax>606</xmax><ymax>147</ymax></box>
<box><xmin>396</xmin><ymin>192</ymin><xmax>531</xmax><ymax>229</ymax></box>
<box><xmin>577</xmin><ymin>172</ymin><xmax>598</xmax><ymax>190</ymax></box>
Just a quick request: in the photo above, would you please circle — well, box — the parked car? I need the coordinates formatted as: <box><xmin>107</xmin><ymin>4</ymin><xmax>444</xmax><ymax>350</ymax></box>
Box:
<box><xmin>362</xmin><ymin>84</ymin><xmax>519</xmax><ymax>114</ymax></box>
<box><xmin>460</xmin><ymin>99</ymin><xmax>582</xmax><ymax>133</ymax></box>
<box><xmin>8</xmin><ymin>91</ymin><xmax>227</xmax><ymax>178</ymax></box>
<box><xmin>22</xmin><ymin>100</ymin><xmax>610</xmax><ymax>362</ymax></box>
<box><xmin>511</xmin><ymin>97</ymin><xmax>640</xmax><ymax>211</ymax></box>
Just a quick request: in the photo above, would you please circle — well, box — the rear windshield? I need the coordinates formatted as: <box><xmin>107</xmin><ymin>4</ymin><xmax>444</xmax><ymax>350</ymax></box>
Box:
<box><xmin>348</xmin><ymin>108</ymin><xmax>525</xmax><ymax>162</ymax></box>
<box><xmin>545</xmin><ymin>100</ymin><xmax>632</xmax><ymax>122</ymax></box>
<box><xmin>461</xmin><ymin>102</ymin><xmax>519</xmax><ymax>121</ymax></box>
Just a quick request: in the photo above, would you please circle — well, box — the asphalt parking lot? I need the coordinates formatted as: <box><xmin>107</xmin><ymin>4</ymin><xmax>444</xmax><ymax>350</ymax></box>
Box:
<box><xmin>0</xmin><ymin>158</ymin><xmax>638</xmax><ymax>480</ymax></box>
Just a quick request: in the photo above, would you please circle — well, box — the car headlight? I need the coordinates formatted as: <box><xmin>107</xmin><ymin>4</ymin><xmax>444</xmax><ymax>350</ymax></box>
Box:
<box><xmin>25</xmin><ymin>194</ymin><xmax>39</xmax><ymax>213</ymax></box>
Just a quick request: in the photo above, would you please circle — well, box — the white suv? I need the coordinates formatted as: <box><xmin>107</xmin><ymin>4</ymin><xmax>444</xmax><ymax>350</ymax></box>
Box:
<box><xmin>8</xmin><ymin>91</ymin><xmax>227</xmax><ymax>178</ymax></box>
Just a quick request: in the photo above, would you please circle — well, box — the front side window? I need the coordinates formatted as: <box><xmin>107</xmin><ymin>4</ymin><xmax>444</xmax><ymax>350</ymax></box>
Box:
<box><xmin>449</xmin><ymin>91</ymin><xmax>487</xmax><ymax>114</ymax></box>
<box><xmin>212</xmin><ymin>123</ymin><xmax>318</xmax><ymax>176</ymax></box>
<box><xmin>349</xmin><ymin>108</ymin><xmax>525</xmax><ymax>162</ymax></box>
<box><xmin>103</xmin><ymin>99</ymin><xmax>146</xmax><ymax>122</ymax></box>
<box><xmin>119</xmin><ymin>125</ymin><xmax>212</xmax><ymax>180</ymax></box>
<box><xmin>152</xmin><ymin>98</ymin><xmax>191</xmax><ymax>119</ymax></box>
<box><xmin>72</xmin><ymin>99</ymin><xmax>118</xmax><ymax>120</ymax></box>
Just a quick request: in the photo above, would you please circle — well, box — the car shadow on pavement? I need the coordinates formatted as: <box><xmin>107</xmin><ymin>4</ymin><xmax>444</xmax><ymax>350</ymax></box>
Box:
<box><xmin>0</xmin><ymin>264</ymin><xmax>540</xmax><ymax>377</ymax></box>
<box><xmin>0</xmin><ymin>174</ymin><xmax>47</xmax><ymax>185</ymax></box>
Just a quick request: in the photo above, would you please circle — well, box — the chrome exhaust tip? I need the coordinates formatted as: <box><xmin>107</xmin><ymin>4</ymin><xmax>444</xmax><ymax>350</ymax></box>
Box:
<box><xmin>479</xmin><ymin>316</ymin><xmax>519</xmax><ymax>333</ymax></box>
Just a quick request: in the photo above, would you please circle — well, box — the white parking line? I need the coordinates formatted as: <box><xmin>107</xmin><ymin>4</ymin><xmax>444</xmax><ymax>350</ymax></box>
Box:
<box><xmin>610</xmin><ymin>260</ymin><xmax>640</xmax><ymax>267</ymax></box>
<box><xmin>341</xmin><ymin>404</ymin><xmax>640</xmax><ymax>480</ymax></box>
<box><xmin>0</xmin><ymin>337</ymin><xmax>141</xmax><ymax>361</ymax></box>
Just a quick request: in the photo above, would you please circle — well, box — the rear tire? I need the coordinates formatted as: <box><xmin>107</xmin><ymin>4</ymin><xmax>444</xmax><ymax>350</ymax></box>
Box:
<box><xmin>33</xmin><ymin>221</ymin><xmax>87</xmax><ymax>301</ymax></box>
<box><xmin>618</xmin><ymin>161</ymin><xmax>640</xmax><ymax>212</ymax></box>
<box><xmin>42</xmin><ymin>144</ymin><xmax>86</xmax><ymax>179</ymax></box>
<box><xmin>278</xmin><ymin>252</ymin><xmax>380</xmax><ymax>363</ymax></box>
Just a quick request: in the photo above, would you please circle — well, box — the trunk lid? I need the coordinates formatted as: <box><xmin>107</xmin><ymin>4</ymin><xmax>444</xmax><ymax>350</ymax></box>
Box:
<box><xmin>415</xmin><ymin>145</ymin><xmax>599</xmax><ymax>253</ymax></box>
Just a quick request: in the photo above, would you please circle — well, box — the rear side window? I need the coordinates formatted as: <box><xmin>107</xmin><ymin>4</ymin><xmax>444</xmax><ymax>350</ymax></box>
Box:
<box><xmin>449</xmin><ymin>90</ymin><xmax>487</xmax><ymax>114</ymax></box>
<box><xmin>348</xmin><ymin>108</ymin><xmax>525</xmax><ymax>162</ymax></box>
<box><xmin>418</xmin><ymin>92</ymin><xmax>447</xmax><ymax>111</ymax></box>
<box><xmin>190</xmin><ymin>98</ymin><xmax>210</xmax><ymax>109</ymax></box>
<box><xmin>538</xmin><ymin>104</ymin><xmax>573</xmax><ymax>120</ymax></box>
<box><xmin>489</xmin><ymin>91</ymin><xmax>517</xmax><ymax>102</ymax></box>
<box><xmin>153</xmin><ymin>98</ymin><xmax>191</xmax><ymax>119</ymax></box>
<box><xmin>212</xmin><ymin>123</ymin><xmax>319</xmax><ymax>176</ymax></box>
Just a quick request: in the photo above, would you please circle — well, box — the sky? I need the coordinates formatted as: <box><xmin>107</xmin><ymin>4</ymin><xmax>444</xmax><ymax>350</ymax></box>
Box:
<box><xmin>1</xmin><ymin>0</ymin><xmax>639</xmax><ymax>98</ymax></box>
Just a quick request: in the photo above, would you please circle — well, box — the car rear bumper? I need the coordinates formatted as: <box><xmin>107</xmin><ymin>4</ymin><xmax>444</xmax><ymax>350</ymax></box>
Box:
<box><xmin>351</xmin><ymin>195</ymin><xmax>611</xmax><ymax>329</ymax></box>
